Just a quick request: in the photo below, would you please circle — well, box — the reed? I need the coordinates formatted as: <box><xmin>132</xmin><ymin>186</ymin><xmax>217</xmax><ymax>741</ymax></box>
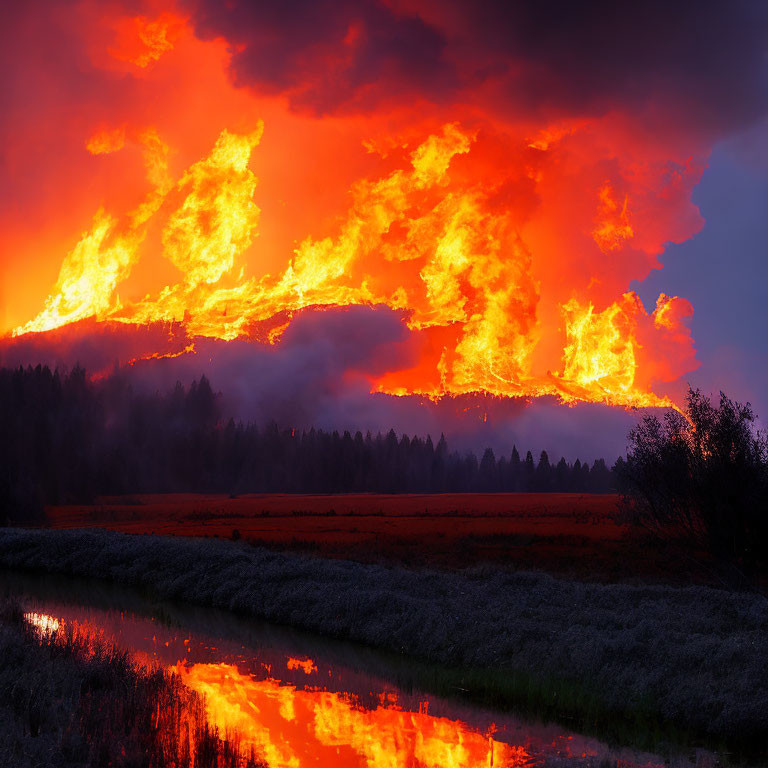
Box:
<box><xmin>0</xmin><ymin>598</ymin><xmax>266</xmax><ymax>768</ymax></box>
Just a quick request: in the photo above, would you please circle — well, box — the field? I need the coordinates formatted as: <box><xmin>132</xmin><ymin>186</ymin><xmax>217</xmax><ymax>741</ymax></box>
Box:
<box><xmin>46</xmin><ymin>493</ymin><xmax>717</xmax><ymax>583</ymax></box>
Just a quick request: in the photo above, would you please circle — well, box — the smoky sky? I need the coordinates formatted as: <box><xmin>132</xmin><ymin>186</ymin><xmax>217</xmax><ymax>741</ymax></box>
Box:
<box><xmin>461</xmin><ymin>0</ymin><xmax>768</xmax><ymax>133</ymax></box>
<box><xmin>3</xmin><ymin>0</ymin><xmax>766</xmax><ymax>460</ymax></box>
<box><xmin>185</xmin><ymin>0</ymin><xmax>453</xmax><ymax>113</ymax></box>
<box><xmin>185</xmin><ymin>0</ymin><xmax>768</xmax><ymax>136</ymax></box>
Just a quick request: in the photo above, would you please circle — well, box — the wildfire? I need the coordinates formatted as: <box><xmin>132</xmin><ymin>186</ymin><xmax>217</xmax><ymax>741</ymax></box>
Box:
<box><xmin>11</xmin><ymin>117</ymin><xmax>697</xmax><ymax>409</ymax></box>
<box><xmin>558</xmin><ymin>295</ymin><xmax>639</xmax><ymax>398</ymax></box>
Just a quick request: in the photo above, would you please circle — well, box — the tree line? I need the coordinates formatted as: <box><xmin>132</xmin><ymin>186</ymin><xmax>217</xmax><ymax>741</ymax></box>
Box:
<box><xmin>0</xmin><ymin>365</ymin><xmax>617</xmax><ymax>523</ymax></box>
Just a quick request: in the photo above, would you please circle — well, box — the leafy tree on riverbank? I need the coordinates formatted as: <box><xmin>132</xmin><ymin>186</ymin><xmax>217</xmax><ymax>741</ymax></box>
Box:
<box><xmin>616</xmin><ymin>387</ymin><xmax>768</xmax><ymax>567</ymax></box>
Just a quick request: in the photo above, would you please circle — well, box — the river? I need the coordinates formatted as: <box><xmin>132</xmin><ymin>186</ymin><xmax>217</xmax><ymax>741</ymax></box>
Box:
<box><xmin>1</xmin><ymin>569</ymin><xmax>725</xmax><ymax>767</ymax></box>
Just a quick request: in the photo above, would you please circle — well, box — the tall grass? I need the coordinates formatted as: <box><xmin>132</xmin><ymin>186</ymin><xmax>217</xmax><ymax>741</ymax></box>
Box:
<box><xmin>0</xmin><ymin>599</ymin><xmax>266</xmax><ymax>768</ymax></box>
<box><xmin>0</xmin><ymin>528</ymin><xmax>766</xmax><ymax>748</ymax></box>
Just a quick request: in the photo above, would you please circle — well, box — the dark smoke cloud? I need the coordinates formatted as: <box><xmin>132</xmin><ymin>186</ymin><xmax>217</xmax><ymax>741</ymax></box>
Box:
<box><xmin>0</xmin><ymin>320</ymin><xmax>192</xmax><ymax>375</ymax></box>
<box><xmin>184</xmin><ymin>0</ymin><xmax>453</xmax><ymax>113</ymax></box>
<box><xmin>458</xmin><ymin>0</ymin><xmax>768</xmax><ymax>135</ymax></box>
<box><xmin>185</xmin><ymin>0</ymin><xmax>768</xmax><ymax>137</ymax></box>
<box><xmin>144</xmin><ymin>305</ymin><xmax>420</xmax><ymax>427</ymax></box>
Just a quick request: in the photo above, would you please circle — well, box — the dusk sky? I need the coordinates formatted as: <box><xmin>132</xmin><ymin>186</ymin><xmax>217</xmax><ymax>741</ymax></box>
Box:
<box><xmin>1</xmin><ymin>0</ymin><xmax>767</xmax><ymax>455</ymax></box>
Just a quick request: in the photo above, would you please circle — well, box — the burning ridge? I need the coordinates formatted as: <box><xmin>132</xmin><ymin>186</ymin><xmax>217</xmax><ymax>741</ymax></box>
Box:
<box><xmin>10</xmin><ymin>121</ymin><xmax>699</xmax><ymax>410</ymax></box>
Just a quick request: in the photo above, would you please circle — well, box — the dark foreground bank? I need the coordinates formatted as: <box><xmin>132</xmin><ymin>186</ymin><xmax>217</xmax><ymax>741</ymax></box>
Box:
<box><xmin>0</xmin><ymin>528</ymin><xmax>766</xmax><ymax>752</ymax></box>
<box><xmin>0</xmin><ymin>600</ymin><xmax>266</xmax><ymax>767</ymax></box>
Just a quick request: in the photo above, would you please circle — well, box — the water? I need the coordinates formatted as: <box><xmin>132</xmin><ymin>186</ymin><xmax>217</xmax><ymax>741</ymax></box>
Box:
<box><xmin>1</xmin><ymin>569</ymin><xmax>725</xmax><ymax>768</ymax></box>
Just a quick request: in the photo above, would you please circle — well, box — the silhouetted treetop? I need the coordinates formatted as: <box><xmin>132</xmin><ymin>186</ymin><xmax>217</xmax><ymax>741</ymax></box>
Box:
<box><xmin>617</xmin><ymin>387</ymin><xmax>768</xmax><ymax>567</ymax></box>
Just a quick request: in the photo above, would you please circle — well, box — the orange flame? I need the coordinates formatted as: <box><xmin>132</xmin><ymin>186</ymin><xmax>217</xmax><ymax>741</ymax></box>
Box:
<box><xmin>24</xmin><ymin>611</ymin><xmax>61</xmax><ymax>634</ymax></box>
<box><xmin>12</xmin><ymin>118</ymin><xmax>695</xmax><ymax>409</ymax></box>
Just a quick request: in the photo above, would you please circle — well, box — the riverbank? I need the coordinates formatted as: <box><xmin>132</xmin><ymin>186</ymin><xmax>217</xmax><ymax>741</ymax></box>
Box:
<box><xmin>0</xmin><ymin>527</ymin><xmax>766</xmax><ymax>754</ymax></box>
<box><xmin>0</xmin><ymin>599</ymin><xmax>265</xmax><ymax>767</ymax></box>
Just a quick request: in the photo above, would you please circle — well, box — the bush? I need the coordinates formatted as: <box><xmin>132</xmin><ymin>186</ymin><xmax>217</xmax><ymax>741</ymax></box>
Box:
<box><xmin>616</xmin><ymin>387</ymin><xmax>768</xmax><ymax>566</ymax></box>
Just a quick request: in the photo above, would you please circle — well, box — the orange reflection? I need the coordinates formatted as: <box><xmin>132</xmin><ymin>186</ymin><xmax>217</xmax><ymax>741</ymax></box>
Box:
<box><xmin>24</xmin><ymin>611</ymin><xmax>61</xmax><ymax>634</ymax></box>
<box><xmin>173</xmin><ymin>662</ymin><xmax>528</xmax><ymax>768</ymax></box>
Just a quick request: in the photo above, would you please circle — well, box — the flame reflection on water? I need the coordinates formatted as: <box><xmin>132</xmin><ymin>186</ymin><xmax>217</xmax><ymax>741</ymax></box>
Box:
<box><xmin>12</xmin><ymin>594</ymin><xmax>684</xmax><ymax>768</ymax></box>
<box><xmin>24</xmin><ymin>611</ymin><xmax>61</xmax><ymax>634</ymax></box>
<box><xmin>24</xmin><ymin>608</ymin><xmax>524</xmax><ymax>766</ymax></box>
<box><xmin>172</xmin><ymin>661</ymin><xmax>526</xmax><ymax>768</ymax></box>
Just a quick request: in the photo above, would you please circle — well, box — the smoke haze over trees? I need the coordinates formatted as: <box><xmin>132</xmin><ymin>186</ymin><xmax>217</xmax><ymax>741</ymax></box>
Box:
<box><xmin>0</xmin><ymin>365</ymin><xmax>616</xmax><ymax>522</ymax></box>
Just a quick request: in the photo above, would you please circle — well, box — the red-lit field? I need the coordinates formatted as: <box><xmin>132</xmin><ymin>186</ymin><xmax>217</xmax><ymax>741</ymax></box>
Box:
<box><xmin>46</xmin><ymin>493</ymin><xmax>713</xmax><ymax>583</ymax></box>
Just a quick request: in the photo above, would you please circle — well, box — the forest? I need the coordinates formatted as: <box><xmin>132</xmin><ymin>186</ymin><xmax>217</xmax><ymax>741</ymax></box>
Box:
<box><xmin>0</xmin><ymin>365</ymin><xmax>616</xmax><ymax>521</ymax></box>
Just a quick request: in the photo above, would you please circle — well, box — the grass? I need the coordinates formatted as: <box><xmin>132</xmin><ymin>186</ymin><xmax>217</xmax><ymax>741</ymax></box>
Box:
<box><xmin>0</xmin><ymin>527</ymin><xmax>766</xmax><ymax>758</ymax></box>
<box><xmin>0</xmin><ymin>599</ymin><xmax>267</xmax><ymax>768</ymax></box>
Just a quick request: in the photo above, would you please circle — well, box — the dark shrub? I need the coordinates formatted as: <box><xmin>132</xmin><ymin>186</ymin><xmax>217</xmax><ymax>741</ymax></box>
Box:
<box><xmin>617</xmin><ymin>387</ymin><xmax>768</xmax><ymax>566</ymax></box>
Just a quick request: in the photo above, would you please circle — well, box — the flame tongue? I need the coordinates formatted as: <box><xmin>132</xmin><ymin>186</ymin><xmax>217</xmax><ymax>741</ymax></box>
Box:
<box><xmin>13</xmin><ymin>121</ymin><xmax>696</xmax><ymax>409</ymax></box>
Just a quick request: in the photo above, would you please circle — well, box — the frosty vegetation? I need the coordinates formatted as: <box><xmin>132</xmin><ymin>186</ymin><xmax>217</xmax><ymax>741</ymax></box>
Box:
<box><xmin>0</xmin><ymin>528</ymin><xmax>765</xmax><ymax>745</ymax></box>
